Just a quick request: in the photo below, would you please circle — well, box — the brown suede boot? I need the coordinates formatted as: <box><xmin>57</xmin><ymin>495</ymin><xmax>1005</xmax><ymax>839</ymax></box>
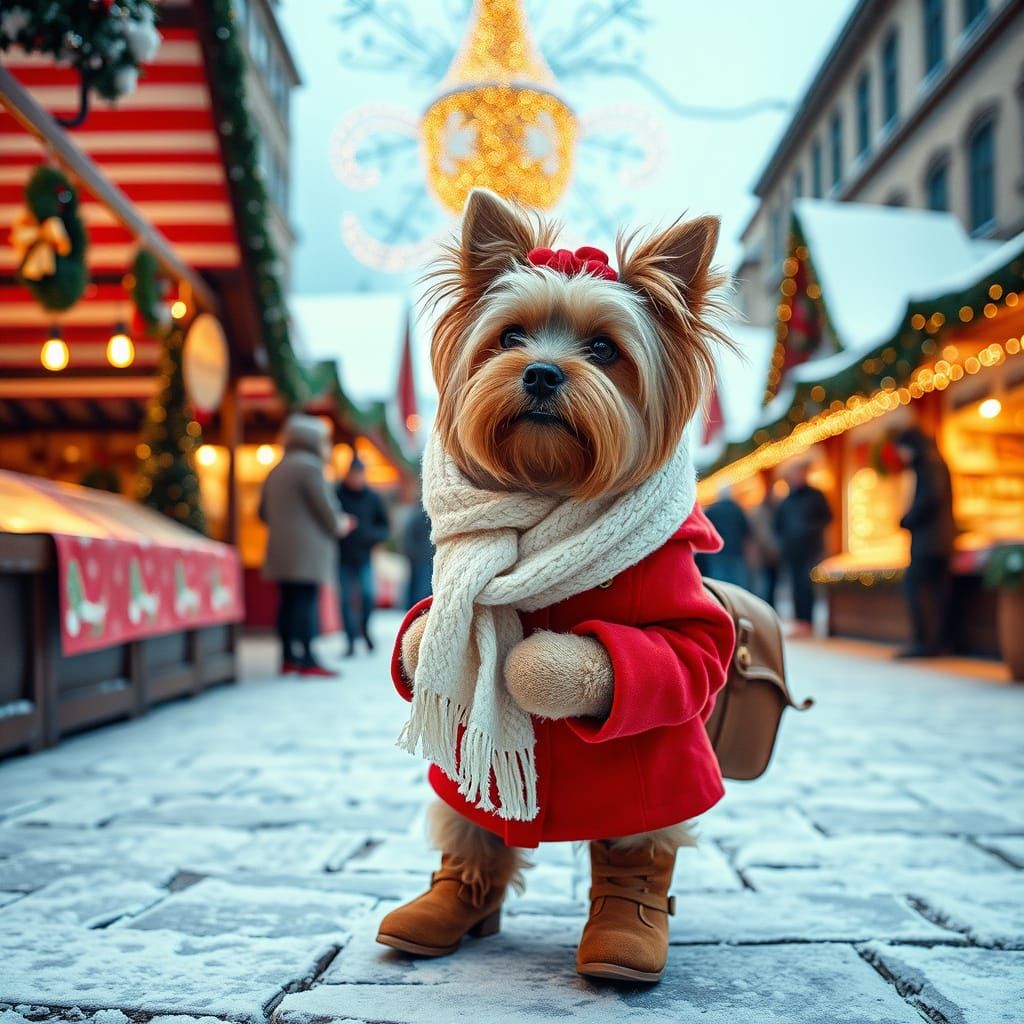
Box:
<box><xmin>376</xmin><ymin>851</ymin><xmax>519</xmax><ymax>957</ymax></box>
<box><xmin>576</xmin><ymin>840</ymin><xmax>677</xmax><ymax>983</ymax></box>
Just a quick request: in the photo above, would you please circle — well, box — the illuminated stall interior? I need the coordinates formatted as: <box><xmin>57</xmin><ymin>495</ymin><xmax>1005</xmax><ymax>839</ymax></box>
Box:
<box><xmin>699</xmin><ymin>200</ymin><xmax>1024</xmax><ymax>652</ymax></box>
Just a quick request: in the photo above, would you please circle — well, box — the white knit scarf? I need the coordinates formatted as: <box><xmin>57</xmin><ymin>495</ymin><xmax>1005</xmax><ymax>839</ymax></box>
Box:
<box><xmin>397</xmin><ymin>430</ymin><xmax>696</xmax><ymax>821</ymax></box>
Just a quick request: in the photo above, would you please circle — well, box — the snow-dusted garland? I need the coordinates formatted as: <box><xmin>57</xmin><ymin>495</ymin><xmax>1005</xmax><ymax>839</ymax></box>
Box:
<box><xmin>0</xmin><ymin>1</ymin><xmax>161</xmax><ymax>101</ymax></box>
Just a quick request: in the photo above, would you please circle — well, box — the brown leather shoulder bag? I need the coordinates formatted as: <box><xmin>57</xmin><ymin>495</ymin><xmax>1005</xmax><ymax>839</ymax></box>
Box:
<box><xmin>702</xmin><ymin>578</ymin><xmax>813</xmax><ymax>781</ymax></box>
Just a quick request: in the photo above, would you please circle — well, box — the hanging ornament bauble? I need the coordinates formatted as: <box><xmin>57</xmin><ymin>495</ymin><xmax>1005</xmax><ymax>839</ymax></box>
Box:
<box><xmin>420</xmin><ymin>0</ymin><xmax>576</xmax><ymax>213</ymax></box>
<box><xmin>10</xmin><ymin>166</ymin><xmax>88</xmax><ymax>312</ymax></box>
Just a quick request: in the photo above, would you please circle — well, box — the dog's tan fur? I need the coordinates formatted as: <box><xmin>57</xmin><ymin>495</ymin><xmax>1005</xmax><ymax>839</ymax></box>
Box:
<box><xmin>427</xmin><ymin>800</ymin><xmax>530</xmax><ymax>892</ymax></box>
<box><xmin>425</xmin><ymin>190</ymin><xmax>730</xmax><ymax>500</ymax></box>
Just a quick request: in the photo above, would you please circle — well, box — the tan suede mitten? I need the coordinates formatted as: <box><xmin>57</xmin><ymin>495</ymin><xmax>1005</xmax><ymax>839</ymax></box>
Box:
<box><xmin>503</xmin><ymin>630</ymin><xmax>613</xmax><ymax>720</ymax></box>
<box><xmin>400</xmin><ymin>613</ymin><xmax>429</xmax><ymax>683</ymax></box>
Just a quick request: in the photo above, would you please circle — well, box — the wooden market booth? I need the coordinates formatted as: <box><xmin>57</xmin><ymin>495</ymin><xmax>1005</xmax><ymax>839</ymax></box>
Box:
<box><xmin>0</xmin><ymin>4</ymin><xmax>417</xmax><ymax>754</ymax></box>
<box><xmin>700</xmin><ymin>200</ymin><xmax>1024</xmax><ymax>663</ymax></box>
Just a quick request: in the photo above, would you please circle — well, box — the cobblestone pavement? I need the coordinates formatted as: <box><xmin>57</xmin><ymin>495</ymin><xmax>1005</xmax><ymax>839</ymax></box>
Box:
<box><xmin>1</xmin><ymin>613</ymin><xmax>1022</xmax><ymax>1024</ymax></box>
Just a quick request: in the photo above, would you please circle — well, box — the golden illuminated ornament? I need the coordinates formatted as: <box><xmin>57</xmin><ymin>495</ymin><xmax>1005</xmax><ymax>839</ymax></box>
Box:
<box><xmin>421</xmin><ymin>0</ymin><xmax>576</xmax><ymax>213</ymax></box>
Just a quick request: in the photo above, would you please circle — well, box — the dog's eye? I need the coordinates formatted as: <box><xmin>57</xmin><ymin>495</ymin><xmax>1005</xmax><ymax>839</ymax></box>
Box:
<box><xmin>588</xmin><ymin>336</ymin><xmax>619</xmax><ymax>364</ymax></box>
<box><xmin>500</xmin><ymin>325</ymin><xmax>527</xmax><ymax>350</ymax></box>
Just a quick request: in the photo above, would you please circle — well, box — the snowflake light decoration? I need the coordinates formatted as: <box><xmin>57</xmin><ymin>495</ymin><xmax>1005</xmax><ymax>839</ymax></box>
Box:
<box><xmin>333</xmin><ymin>0</ymin><xmax>776</xmax><ymax>273</ymax></box>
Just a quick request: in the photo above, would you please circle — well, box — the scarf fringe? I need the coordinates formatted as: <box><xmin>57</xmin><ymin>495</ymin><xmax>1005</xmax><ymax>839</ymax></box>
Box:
<box><xmin>456</xmin><ymin>723</ymin><xmax>538</xmax><ymax>822</ymax></box>
<box><xmin>396</xmin><ymin>690</ymin><xmax>468</xmax><ymax>781</ymax></box>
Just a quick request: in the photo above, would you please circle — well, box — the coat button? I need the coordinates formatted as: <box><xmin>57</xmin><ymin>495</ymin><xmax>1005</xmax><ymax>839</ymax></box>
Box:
<box><xmin>598</xmin><ymin>578</ymin><xmax>614</xmax><ymax>589</ymax></box>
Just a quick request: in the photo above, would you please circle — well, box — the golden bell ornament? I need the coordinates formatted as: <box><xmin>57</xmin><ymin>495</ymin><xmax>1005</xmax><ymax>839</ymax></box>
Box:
<box><xmin>421</xmin><ymin>0</ymin><xmax>576</xmax><ymax>213</ymax></box>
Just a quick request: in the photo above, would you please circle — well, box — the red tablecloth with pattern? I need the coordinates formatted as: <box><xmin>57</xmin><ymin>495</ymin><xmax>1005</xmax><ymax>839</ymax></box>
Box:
<box><xmin>0</xmin><ymin>471</ymin><xmax>243</xmax><ymax>656</ymax></box>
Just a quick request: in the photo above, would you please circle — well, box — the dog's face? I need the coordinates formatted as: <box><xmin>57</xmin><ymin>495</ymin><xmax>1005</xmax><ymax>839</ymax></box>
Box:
<box><xmin>428</xmin><ymin>190</ymin><xmax>726</xmax><ymax>500</ymax></box>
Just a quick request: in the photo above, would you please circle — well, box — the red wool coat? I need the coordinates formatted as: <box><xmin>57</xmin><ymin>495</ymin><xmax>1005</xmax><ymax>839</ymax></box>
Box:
<box><xmin>390</xmin><ymin>505</ymin><xmax>735</xmax><ymax>849</ymax></box>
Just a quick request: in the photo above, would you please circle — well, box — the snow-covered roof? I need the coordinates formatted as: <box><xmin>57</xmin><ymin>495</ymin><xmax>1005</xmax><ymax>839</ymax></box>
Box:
<box><xmin>697</xmin><ymin>320</ymin><xmax>775</xmax><ymax>468</ymax></box>
<box><xmin>793</xmin><ymin>199</ymin><xmax>981</xmax><ymax>355</ymax></box>
<box><xmin>290</xmin><ymin>293</ymin><xmax>410</xmax><ymax>405</ymax></box>
<box><xmin>719</xmin><ymin>322</ymin><xmax>776</xmax><ymax>440</ymax></box>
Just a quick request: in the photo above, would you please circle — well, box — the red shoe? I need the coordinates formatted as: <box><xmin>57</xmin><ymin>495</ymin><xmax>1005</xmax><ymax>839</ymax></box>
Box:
<box><xmin>300</xmin><ymin>663</ymin><xmax>340</xmax><ymax>678</ymax></box>
<box><xmin>281</xmin><ymin>660</ymin><xmax>302</xmax><ymax>675</ymax></box>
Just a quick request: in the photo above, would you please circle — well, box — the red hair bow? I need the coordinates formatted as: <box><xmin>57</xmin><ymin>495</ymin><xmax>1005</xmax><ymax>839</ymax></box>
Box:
<box><xmin>527</xmin><ymin>246</ymin><xmax>618</xmax><ymax>282</ymax></box>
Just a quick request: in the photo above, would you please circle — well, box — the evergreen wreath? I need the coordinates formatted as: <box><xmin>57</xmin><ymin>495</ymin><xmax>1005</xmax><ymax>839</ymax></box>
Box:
<box><xmin>11</xmin><ymin>165</ymin><xmax>89</xmax><ymax>312</ymax></box>
<box><xmin>130</xmin><ymin>248</ymin><xmax>170</xmax><ymax>332</ymax></box>
<box><xmin>0</xmin><ymin>1</ymin><xmax>160</xmax><ymax>105</ymax></box>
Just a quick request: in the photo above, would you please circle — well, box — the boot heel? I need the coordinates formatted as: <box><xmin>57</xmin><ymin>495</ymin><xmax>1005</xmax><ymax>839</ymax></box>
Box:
<box><xmin>469</xmin><ymin>909</ymin><xmax>501</xmax><ymax>938</ymax></box>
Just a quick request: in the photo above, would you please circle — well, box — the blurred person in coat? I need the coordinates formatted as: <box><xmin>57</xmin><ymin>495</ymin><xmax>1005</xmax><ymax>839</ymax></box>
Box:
<box><xmin>260</xmin><ymin>414</ymin><xmax>350</xmax><ymax>677</ymax></box>
<box><xmin>700</xmin><ymin>487</ymin><xmax>752</xmax><ymax>590</ymax></box>
<box><xmin>401</xmin><ymin>500</ymin><xmax>433</xmax><ymax>610</ymax></box>
<box><xmin>335</xmin><ymin>456</ymin><xmax>391</xmax><ymax>656</ymax></box>
<box><xmin>893</xmin><ymin>426</ymin><xmax>956</xmax><ymax>658</ymax></box>
<box><xmin>749</xmin><ymin>489</ymin><xmax>781</xmax><ymax>608</ymax></box>
<box><xmin>773</xmin><ymin>463</ymin><xmax>833</xmax><ymax>636</ymax></box>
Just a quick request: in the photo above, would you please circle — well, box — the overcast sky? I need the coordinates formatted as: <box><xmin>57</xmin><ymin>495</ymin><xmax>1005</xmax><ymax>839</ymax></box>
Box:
<box><xmin>279</xmin><ymin>1</ymin><xmax>853</xmax><ymax>295</ymax></box>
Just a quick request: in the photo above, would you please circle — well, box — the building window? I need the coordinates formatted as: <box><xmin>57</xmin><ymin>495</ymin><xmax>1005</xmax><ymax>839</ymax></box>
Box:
<box><xmin>968</xmin><ymin>117</ymin><xmax>996</xmax><ymax>232</ymax></box>
<box><xmin>812</xmin><ymin>140</ymin><xmax>823</xmax><ymax>198</ymax></box>
<box><xmin>830</xmin><ymin>111</ymin><xmax>843</xmax><ymax>189</ymax></box>
<box><xmin>963</xmin><ymin>0</ymin><xmax>986</xmax><ymax>31</ymax></box>
<box><xmin>792</xmin><ymin>168</ymin><xmax>804</xmax><ymax>200</ymax></box>
<box><xmin>857</xmin><ymin>70</ymin><xmax>871</xmax><ymax>157</ymax></box>
<box><xmin>923</xmin><ymin>0</ymin><xmax>945</xmax><ymax>76</ymax></box>
<box><xmin>925</xmin><ymin>159</ymin><xmax>949</xmax><ymax>211</ymax></box>
<box><xmin>882</xmin><ymin>29</ymin><xmax>900</xmax><ymax>127</ymax></box>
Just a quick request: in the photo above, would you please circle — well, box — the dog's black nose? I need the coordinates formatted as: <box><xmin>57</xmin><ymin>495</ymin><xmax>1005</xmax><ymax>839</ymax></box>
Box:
<box><xmin>522</xmin><ymin>362</ymin><xmax>565</xmax><ymax>399</ymax></box>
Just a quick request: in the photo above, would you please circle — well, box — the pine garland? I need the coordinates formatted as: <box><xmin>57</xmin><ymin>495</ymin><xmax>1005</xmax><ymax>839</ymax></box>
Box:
<box><xmin>135</xmin><ymin>321</ymin><xmax>207</xmax><ymax>534</ymax></box>
<box><xmin>203</xmin><ymin>0</ymin><xmax>308</xmax><ymax>408</ymax></box>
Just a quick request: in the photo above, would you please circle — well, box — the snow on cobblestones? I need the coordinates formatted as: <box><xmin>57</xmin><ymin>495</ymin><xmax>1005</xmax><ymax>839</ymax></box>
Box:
<box><xmin>0</xmin><ymin>872</ymin><xmax>165</xmax><ymax>928</ymax></box>
<box><xmin>861</xmin><ymin>943</ymin><xmax>1024</xmax><ymax>1024</ymax></box>
<box><xmin>0</xmin><ymin>923</ymin><xmax>336</xmax><ymax>1022</ymax></box>
<box><xmin>0</xmin><ymin>621</ymin><xmax>1021</xmax><ymax>1022</ymax></box>
<box><xmin>126</xmin><ymin>877</ymin><xmax>373</xmax><ymax>940</ymax></box>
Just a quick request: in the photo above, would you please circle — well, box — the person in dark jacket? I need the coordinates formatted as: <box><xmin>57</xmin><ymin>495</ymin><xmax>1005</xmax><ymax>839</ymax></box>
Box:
<box><xmin>773</xmin><ymin>462</ymin><xmax>833</xmax><ymax>635</ymax></box>
<box><xmin>893</xmin><ymin>426</ymin><xmax>956</xmax><ymax>658</ymax></box>
<box><xmin>701</xmin><ymin>488</ymin><xmax>752</xmax><ymax>590</ymax></box>
<box><xmin>335</xmin><ymin>457</ymin><xmax>390</xmax><ymax>656</ymax></box>
<box><xmin>401</xmin><ymin>500</ymin><xmax>433</xmax><ymax>609</ymax></box>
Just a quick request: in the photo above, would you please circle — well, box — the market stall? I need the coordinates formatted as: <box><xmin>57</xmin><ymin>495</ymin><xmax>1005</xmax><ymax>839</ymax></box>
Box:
<box><xmin>700</xmin><ymin>200</ymin><xmax>1024</xmax><ymax>667</ymax></box>
<box><xmin>0</xmin><ymin>470</ymin><xmax>242</xmax><ymax>756</ymax></box>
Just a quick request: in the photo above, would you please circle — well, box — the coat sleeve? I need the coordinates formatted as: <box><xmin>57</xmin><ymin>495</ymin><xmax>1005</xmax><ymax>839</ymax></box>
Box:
<box><xmin>390</xmin><ymin>597</ymin><xmax>432</xmax><ymax>702</ymax></box>
<box><xmin>564</xmin><ymin>529</ymin><xmax>735</xmax><ymax>745</ymax></box>
<box><xmin>302</xmin><ymin>465</ymin><xmax>342</xmax><ymax>537</ymax></box>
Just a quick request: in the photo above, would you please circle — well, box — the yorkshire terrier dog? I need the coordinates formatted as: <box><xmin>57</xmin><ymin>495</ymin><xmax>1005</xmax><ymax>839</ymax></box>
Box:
<box><xmin>379</xmin><ymin>189</ymin><xmax>736</xmax><ymax>984</ymax></box>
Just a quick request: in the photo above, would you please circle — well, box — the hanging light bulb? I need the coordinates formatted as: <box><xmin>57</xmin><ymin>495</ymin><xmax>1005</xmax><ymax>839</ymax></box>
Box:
<box><xmin>171</xmin><ymin>299</ymin><xmax>187</xmax><ymax>319</ymax></box>
<box><xmin>41</xmin><ymin>326</ymin><xmax>69</xmax><ymax>372</ymax></box>
<box><xmin>979</xmin><ymin>398</ymin><xmax>1002</xmax><ymax>419</ymax></box>
<box><xmin>106</xmin><ymin>322</ymin><xmax>135</xmax><ymax>368</ymax></box>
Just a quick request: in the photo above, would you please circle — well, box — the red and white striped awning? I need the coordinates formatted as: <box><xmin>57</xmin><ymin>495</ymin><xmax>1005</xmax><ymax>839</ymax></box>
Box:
<box><xmin>0</xmin><ymin>23</ymin><xmax>240</xmax><ymax>373</ymax></box>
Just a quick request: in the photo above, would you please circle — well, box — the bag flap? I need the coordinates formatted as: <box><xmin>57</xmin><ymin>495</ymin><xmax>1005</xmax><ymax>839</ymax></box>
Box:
<box><xmin>703</xmin><ymin>577</ymin><xmax>813</xmax><ymax>712</ymax></box>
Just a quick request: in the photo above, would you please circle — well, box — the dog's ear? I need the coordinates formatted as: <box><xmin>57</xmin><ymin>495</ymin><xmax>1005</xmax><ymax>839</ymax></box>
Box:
<box><xmin>460</xmin><ymin>189</ymin><xmax>537</xmax><ymax>292</ymax></box>
<box><xmin>618</xmin><ymin>215</ymin><xmax>721</xmax><ymax>314</ymax></box>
